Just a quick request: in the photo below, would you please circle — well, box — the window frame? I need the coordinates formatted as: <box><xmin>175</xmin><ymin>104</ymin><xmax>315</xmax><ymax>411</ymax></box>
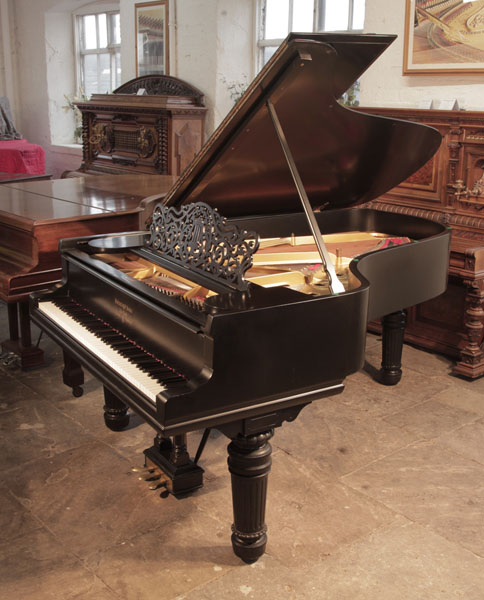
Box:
<box><xmin>73</xmin><ymin>4</ymin><xmax>121</xmax><ymax>96</ymax></box>
<box><xmin>257</xmin><ymin>0</ymin><xmax>364</xmax><ymax>70</ymax></box>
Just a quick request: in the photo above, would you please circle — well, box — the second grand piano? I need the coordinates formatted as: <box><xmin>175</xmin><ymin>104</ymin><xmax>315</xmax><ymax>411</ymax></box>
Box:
<box><xmin>30</xmin><ymin>33</ymin><xmax>450</xmax><ymax>563</ymax></box>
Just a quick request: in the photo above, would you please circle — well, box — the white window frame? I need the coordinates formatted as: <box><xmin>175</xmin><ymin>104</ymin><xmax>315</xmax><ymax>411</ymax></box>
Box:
<box><xmin>257</xmin><ymin>0</ymin><xmax>364</xmax><ymax>70</ymax></box>
<box><xmin>73</xmin><ymin>2</ymin><xmax>121</xmax><ymax>95</ymax></box>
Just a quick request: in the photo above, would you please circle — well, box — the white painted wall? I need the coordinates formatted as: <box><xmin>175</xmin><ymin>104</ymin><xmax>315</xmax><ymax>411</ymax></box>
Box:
<box><xmin>0</xmin><ymin>0</ymin><xmax>254</xmax><ymax>176</ymax></box>
<box><xmin>360</xmin><ymin>0</ymin><xmax>484</xmax><ymax>110</ymax></box>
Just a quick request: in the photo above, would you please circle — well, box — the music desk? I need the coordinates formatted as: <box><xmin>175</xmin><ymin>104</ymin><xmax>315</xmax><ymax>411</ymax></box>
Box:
<box><xmin>0</xmin><ymin>174</ymin><xmax>175</xmax><ymax>368</ymax></box>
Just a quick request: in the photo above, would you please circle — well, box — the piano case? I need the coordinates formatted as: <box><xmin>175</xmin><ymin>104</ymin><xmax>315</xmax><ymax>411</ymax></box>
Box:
<box><xmin>30</xmin><ymin>32</ymin><xmax>451</xmax><ymax>564</ymax></box>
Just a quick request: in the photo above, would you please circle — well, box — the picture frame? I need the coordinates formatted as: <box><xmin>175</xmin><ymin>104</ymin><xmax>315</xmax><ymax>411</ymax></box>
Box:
<box><xmin>403</xmin><ymin>0</ymin><xmax>484</xmax><ymax>74</ymax></box>
<box><xmin>135</xmin><ymin>1</ymin><xmax>169</xmax><ymax>76</ymax></box>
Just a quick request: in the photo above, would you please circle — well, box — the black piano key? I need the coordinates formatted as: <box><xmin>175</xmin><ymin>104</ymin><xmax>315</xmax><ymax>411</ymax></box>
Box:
<box><xmin>50</xmin><ymin>296</ymin><xmax>188</xmax><ymax>386</ymax></box>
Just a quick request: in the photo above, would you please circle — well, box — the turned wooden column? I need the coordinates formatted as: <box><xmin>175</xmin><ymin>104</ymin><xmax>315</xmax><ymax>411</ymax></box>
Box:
<box><xmin>453</xmin><ymin>278</ymin><xmax>484</xmax><ymax>378</ymax></box>
<box><xmin>103</xmin><ymin>387</ymin><xmax>130</xmax><ymax>430</ymax></box>
<box><xmin>62</xmin><ymin>350</ymin><xmax>84</xmax><ymax>397</ymax></box>
<box><xmin>380</xmin><ymin>309</ymin><xmax>407</xmax><ymax>386</ymax></box>
<box><xmin>227</xmin><ymin>430</ymin><xmax>274</xmax><ymax>564</ymax></box>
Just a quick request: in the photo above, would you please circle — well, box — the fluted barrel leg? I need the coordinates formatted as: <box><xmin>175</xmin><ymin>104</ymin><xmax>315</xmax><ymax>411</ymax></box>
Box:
<box><xmin>227</xmin><ymin>430</ymin><xmax>274</xmax><ymax>564</ymax></box>
<box><xmin>103</xmin><ymin>386</ymin><xmax>130</xmax><ymax>430</ymax></box>
<box><xmin>380</xmin><ymin>309</ymin><xmax>407</xmax><ymax>386</ymax></box>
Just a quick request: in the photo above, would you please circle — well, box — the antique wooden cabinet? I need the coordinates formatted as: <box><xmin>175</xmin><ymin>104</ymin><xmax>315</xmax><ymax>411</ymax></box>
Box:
<box><xmin>66</xmin><ymin>75</ymin><xmax>206</xmax><ymax>178</ymax></box>
<box><xmin>360</xmin><ymin>107</ymin><xmax>484</xmax><ymax>378</ymax></box>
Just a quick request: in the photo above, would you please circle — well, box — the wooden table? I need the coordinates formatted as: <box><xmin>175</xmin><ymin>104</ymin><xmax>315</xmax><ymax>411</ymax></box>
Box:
<box><xmin>0</xmin><ymin>174</ymin><xmax>175</xmax><ymax>367</ymax></box>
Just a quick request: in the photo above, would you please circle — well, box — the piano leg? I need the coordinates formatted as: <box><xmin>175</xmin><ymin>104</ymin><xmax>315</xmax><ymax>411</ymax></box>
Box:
<box><xmin>227</xmin><ymin>430</ymin><xmax>274</xmax><ymax>564</ymax></box>
<box><xmin>103</xmin><ymin>387</ymin><xmax>130</xmax><ymax>430</ymax></box>
<box><xmin>380</xmin><ymin>309</ymin><xmax>407</xmax><ymax>386</ymax></box>
<box><xmin>62</xmin><ymin>350</ymin><xmax>84</xmax><ymax>397</ymax></box>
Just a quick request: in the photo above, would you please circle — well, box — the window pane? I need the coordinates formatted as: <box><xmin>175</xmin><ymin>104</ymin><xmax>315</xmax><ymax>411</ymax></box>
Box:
<box><xmin>263</xmin><ymin>46</ymin><xmax>278</xmax><ymax>65</ymax></box>
<box><xmin>265</xmin><ymin>0</ymin><xmax>289</xmax><ymax>39</ymax></box>
<box><xmin>111</xmin><ymin>13</ymin><xmax>121</xmax><ymax>45</ymax></box>
<box><xmin>82</xmin><ymin>15</ymin><xmax>97</xmax><ymax>50</ymax></box>
<box><xmin>98</xmin><ymin>53</ymin><xmax>111</xmax><ymax>93</ymax></box>
<box><xmin>292</xmin><ymin>0</ymin><xmax>314</xmax><ymax>31</ymax></box>
<box><xmin>98</xmin><ymin>13</ymin><xmax>107</xmax><ymax>48</ymax></box>
<box><xmin>82</xmin><ymin>54</ymin><xmax>98</xmax><ymax>96</ymax></box>
<box><xmin>352</xmin><ymin>0</ymin><xmax>365</xmax><ymax>29</ymax></box>
<box><xmin>324</xmin><ymin>0</ymin><xmax>349</xmax><ymax>31</ymax></box>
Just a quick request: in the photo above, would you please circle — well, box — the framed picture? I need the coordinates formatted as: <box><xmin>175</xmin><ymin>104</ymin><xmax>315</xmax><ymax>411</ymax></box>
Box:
<box><xmin>404</xmin><ymin>0</ymin><xmax>484</xmax><ymax>74</ymax></box>
<box><xmin>135</xmin><ymin>1</ymin><xmax>169</xmax><ymax>76</ymax></box>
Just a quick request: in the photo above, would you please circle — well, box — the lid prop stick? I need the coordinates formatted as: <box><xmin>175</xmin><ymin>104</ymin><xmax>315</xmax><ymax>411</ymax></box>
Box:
<box><xmin>266</xmin><ymin>99</ymin><xmax>345</xmax><ymax>294</ymax></box>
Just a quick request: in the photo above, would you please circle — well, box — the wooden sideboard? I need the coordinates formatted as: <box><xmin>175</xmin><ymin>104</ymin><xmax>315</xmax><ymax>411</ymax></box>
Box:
<box><xmin>359</xmin><ymin>107</ymin><xmax>484</xmax><ymax>378</ymax></box>
<box><xmin>65</xmin><ymin>75</ymin><xmax>206</xmax><ymax>178</ymax></box>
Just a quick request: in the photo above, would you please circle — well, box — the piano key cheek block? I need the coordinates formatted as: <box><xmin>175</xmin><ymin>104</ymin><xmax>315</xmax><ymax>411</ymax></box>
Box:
<box><xmin>30</xmin><ymin>33</ymin><xmax>450</xmax><ymax>564</ymax></box>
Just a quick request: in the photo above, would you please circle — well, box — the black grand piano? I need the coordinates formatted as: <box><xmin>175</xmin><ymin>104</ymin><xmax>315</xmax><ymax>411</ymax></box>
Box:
<box><xmin>30</xmin><ymin>33</ymin><xmax>450</xmax><ymax>564</ymax></box>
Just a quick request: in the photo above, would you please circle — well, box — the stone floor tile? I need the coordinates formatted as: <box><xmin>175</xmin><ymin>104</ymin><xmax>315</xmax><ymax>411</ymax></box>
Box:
<box><xmin>261</xmin><ymin>452</ymin><xmax>396</xmax><ymax>568</ymax></box>
<box><xmin>0</xmin><ymin>392</ymin><xmax>93</xmax><ymax>470</ymax></box>
<box><xmin>3</xmin><ymin>441</ymin><xmax>179</xmax><ymax>560</ymax></box>
<box><xmin>342</xmin><ymin>441</ymin><xmax>484</xmax><ymax>557</ymax></box>
<box><xmin>0</xmin><ymin>528</ymin><xmax>115</xmax><ymax>600</ymax></box>
<box><xmin>431</xmin><ymin>382</ymin><xmax>484</xmax><ymax>417</ymax></box>
<box><xmin>436</xmin><ymin>418</ymin><xmax>484</xmax><ymax>466</ymax></box>
<box><xmin>178</xmin><ymin>555</ymin><xmax>305</xmax><ymax>600</ymax></box>
<box><xmin>90</xmin><ymin>508</ymin><xmax>239</xmax><ymax>599</ymax></box>
<box><xmin>342</xmin><ymin>369</ymin><xmax>451</xmax><ymax>419</ymax></box>
<box><xmin>298</xmin><ymin>517</ymin><xmax>484</xmax><ymax>600</ymax></box>
<box><xmin>0</xmin><ymin>488</ymin><xmax>42</xmax><ymax>542</ymax></box>
<box><xmin>273</xmin><ymin>398</ymin><xmax>416</xmax><ymax>478</ymax></box>
<box><xmin>383</xmin><ymin>399</ymin><xmax>480</xmax><ymax>439</ymax></box>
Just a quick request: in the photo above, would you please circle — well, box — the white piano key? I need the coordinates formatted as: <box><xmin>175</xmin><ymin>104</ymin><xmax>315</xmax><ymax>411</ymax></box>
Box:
<box><xmin>38</xmin><ymin>301</ymin><xmax>165</xmax><ymax>403</ymax></box>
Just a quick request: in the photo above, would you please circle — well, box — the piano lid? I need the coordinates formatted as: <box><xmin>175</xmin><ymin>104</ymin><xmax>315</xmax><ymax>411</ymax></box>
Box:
<box><xmin>162</xmin><ymin>33</ymin><xmax>442</xmax><ymax>218</ymax></box>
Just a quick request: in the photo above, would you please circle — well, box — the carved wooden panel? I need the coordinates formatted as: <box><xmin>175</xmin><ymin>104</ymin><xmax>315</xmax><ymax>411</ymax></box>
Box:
<box><xmin>359</xmin><ymin>107</ymin><xmax>484</xmax><ymax>377</ymax></box>
<box><xmin>65</xmin><ymin>75</ymin><xmax>207</xmax><ymax>178</ymax></box>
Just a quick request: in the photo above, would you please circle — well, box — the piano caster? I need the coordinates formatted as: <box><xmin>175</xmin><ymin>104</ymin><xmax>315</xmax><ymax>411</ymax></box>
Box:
<box><xmin>72</xmin><ymin>386</ymin><xmax>83</xmax><ymax>398</ymax></box>
<box><xmin>103</xmin><ymin>387</ymin><xmax>130</xmax><ymax>431</ymax></box>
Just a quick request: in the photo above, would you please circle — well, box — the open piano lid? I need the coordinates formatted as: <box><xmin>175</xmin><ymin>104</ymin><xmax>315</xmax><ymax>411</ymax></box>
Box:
<box><xmin>162</xmin><ymin>32</ymin><xmax>441</xmax><ymax>217</ymax></box>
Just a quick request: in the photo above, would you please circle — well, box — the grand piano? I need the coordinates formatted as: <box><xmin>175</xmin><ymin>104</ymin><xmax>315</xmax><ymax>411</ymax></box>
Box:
<box><xmin>0</xmin><ymin>174</ymin><xmax>175</xmax><ymax>368</ymax></box>
<box><xmin>30</xmin><ymin>33</ymin><xmax>450</xmax><ymax>564</ymax></box>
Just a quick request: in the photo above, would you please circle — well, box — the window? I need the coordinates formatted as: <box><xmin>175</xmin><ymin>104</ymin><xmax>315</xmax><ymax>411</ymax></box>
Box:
<box><xmin>76</xmin><ymin>11</ymin><xmax>121</xmax><ymax>96</ymax></box>
<box><xmin>258</xmin><ymin>0</ymin><xmax>365</xmax><ymax>67</ymax></box>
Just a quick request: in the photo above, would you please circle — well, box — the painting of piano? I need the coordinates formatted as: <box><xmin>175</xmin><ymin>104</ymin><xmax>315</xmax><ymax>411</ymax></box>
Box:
<box><xmin>30</xmin><ymin>33</ymin><xmax>451</xmax><ymax>564</ymax></box>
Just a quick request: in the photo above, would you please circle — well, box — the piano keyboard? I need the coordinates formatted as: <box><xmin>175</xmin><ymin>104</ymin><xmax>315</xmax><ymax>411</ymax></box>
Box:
<box><xmin>38</xmin><ymin>298</ymin><xmax>187</xmax><ymax>403</ymax></box>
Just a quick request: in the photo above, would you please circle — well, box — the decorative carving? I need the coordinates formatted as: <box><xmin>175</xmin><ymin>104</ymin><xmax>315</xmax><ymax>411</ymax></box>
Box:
<box><xmin>148</xmin><ymin>202</ymin><xmax>259</xmax><ymax>289</ymax></box>
<box><xmin>114</xmin><ymin>75</ymin><xmax>204</xmax><ymax>105</ymax></box>
<box><xmin>137</xmin><ymin>126</ymin><xmax>155</xmax><ymax>158</ymax></box>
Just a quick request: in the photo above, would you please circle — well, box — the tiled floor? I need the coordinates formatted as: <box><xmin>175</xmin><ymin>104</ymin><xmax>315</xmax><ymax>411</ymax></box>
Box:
<box><xmin>1</xmin><ymin>302</ymin><xmax>484</xmax><ymax>599</ymax></box>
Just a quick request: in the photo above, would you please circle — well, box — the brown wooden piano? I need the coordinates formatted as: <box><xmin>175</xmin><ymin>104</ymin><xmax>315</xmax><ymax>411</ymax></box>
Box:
<box><xmin>30</xmin><ymin>33</ymin><xmax>450</xmax><ymax>564</ymax></box>
<box><xmin>65</xmin><ymin>75</ymin><xmax>206</xmax><ymax>178</ymax></box>
<box><xmin>0</xmin><ymin>174</ymin><xmax>174</xmax><ymax>368</ymax></box>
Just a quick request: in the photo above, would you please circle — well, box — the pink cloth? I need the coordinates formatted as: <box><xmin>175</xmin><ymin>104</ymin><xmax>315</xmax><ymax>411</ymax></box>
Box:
<box><xmin>0</xmin><ymin>139</ymin><xmax>45</xmax><ymax>175</ymax></box>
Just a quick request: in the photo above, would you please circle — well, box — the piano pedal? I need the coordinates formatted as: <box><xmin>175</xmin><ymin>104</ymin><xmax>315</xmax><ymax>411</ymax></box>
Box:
<box><xmin>1</xmin><ymin>352</ymin><xmax>20</xmax><ymax>368</ymax></box>
<box><xmin>137</xmin><ymin>446</ymin><xmax>204</xmax><ymax>499</ymax></box>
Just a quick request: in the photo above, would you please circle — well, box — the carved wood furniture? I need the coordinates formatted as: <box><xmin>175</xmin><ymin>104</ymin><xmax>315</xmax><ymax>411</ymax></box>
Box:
<box><xmin>359</xmin><ymin>107</ymin><xmax>484</xmax><ymax>378</ymax></box>
<box><xmin>0</xmin><ymin>174</ymin><xmax>175</xmax><ymax>368</ymax></box>
<box><xmin>66</xmin><ymin>75</ymin><xmax>206</xmax><ymax>178</ymax></box>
